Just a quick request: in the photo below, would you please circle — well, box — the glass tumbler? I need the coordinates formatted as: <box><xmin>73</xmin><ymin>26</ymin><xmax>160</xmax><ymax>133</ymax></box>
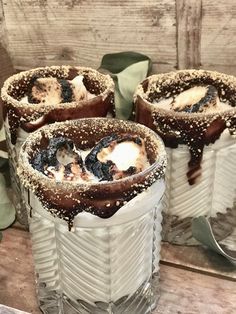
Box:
<box><xmin>1</xmin><ymin>66</ymin><xmax>114</xmax><ymax>226</ymax></box>
<box><xmin>18</xmin><ymin>118</ymin><xmax>166</xmax><ymax>314</ymax></box>
<box><xmin>135</xmin><ymin>69</ymin><xmax>236</xmax><ymax>246</ymax></box>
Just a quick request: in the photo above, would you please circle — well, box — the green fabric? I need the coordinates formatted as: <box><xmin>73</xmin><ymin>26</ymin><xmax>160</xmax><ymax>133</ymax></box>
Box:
<box><xmin>99</xmin><ymin>51</ymin><xmax>152</xmax><ymax>120</ymax></box>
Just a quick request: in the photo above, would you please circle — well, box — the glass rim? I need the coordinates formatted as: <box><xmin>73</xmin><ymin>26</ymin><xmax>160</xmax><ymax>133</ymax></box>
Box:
<box><xmin>134</xmin><ymin>69</ymin><xmax>236</xmax><ymax>120</ymax></box>
<box><xmin>1</xmin><ymin>65</ymin><xmax>114</xmax><ymax>112</ymax></box>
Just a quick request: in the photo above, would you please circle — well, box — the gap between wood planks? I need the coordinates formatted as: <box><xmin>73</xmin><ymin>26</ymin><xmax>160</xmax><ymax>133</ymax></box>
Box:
<box><xmin>160</xmin><ymin>260</ymin><xmax>236</xmax><ymax>282</ymax></box>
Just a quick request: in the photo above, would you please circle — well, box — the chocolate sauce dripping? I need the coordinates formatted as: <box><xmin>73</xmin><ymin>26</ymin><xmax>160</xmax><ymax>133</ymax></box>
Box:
<box><xmin>27</xmin><ymin>189</ymin><xmax>33</xmax><ymax>218</ymax></box>
<box><xmin>152</xmin><ymin>112</ymin><xmax>236</xmax><ymax>185</ymax></box>
<box><xmin>37</xmin><ymin>190</ymin><xmax>123</xmax><ymax>225</ymax></box>
<box><xmin>31</xmin><ymin>163</ymin><xmax>163</xmax><ymax>231</ymax></box>
<box><xmin>29</xmin><ymin>206</ymin><xmax>33</xmax><ymax>218</ymax></box>
<box><xmin>68</xmin><ymin>219</ymin><xmax>73</xmax><ymax>232</ymax></box>
<box><xmin>3</xmin><ymin>104</ymin><xmax>20</xmax><ymax>145</ymax></box>
<box><xmin>137</xmin><ymin>73</ymin><xmax>236</xmax><ymax>185</ymax></box>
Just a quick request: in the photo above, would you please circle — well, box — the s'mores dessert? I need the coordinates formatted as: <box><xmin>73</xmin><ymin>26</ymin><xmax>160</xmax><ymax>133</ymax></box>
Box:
<box><xmin>135</xmin><ymin>70</ymin><xmax>236</xmax><ymax>245</ymax></box>
<box><xmin>18</xmin><ymin>118</ymin><xmax>166</xmax><ymax>313</ymax></box>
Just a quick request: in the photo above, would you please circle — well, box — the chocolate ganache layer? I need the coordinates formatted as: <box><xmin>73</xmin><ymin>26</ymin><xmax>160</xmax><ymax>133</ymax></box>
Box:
<box><xmin>134</xmin><ymin>70</ymin><xmax>236</xmax><ymax>185</ymax></box>
<box><xmin>1</xmin><ymin>66</ymin><xmax>114</xmax><ymax>145</ymax></box>
<box><xmin>18</xmin><ymin>118</ymin><xmax>166</xmax><ymax>229</ymax></box>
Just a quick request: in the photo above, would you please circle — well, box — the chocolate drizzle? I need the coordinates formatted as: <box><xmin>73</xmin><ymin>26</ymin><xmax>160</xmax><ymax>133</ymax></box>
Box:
<box><xmin>2</xmin><ymin>104</ymin><xmax>20</xmax><ymax>145</ymax></box>
<box><xmin>152</xmin><ymin>111</ymin><xmax>231</xmax><ymax>184</ymax></box>
<box><xmin>135</xmin><ymin>70</ymin><xmax>236</xmax><ymax>185</ymax></box>
<box><xmin>32</xmin><ymin>156</ymin><xmax>164</xmax><ymax>230</ymax></box>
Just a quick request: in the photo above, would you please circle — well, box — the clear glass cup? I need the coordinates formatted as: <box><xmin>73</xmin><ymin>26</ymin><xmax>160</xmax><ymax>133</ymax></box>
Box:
<box><xmin>18</xmin><ymin>118</ymin><xmax>166</xmax><ymax>314</ymax></box>
<box><xmin>1</xmin><ymin>66</ymin><xmax>114</xmax><ymax>226</ymax></box>
<box><xmin>134</xmin><ymin>69</ymin><xmax>236</xmax><ymax>246</ymax></box>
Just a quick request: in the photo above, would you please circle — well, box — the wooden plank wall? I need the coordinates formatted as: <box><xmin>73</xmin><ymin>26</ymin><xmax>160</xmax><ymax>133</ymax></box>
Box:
<box><xmin>0</xmin><ymin>0</ymin><xmax>236</xmax><ymax>75</ymax></box>
<box><xmin>0</xmin><ymin>1</ymin><xmax>14</xmax><ymax>85</ymax></box>
<box><xmin>0</xmin><ymin>2</ymin><xmax>14</xmax><ymax>124</ymax></box>
<box><xmin>1</xmin><ymin>0</ymin><xmax>177</xmax><ymax>73</ymax></box>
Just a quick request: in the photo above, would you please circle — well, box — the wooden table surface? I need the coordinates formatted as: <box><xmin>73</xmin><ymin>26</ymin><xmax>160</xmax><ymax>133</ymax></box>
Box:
<box><xmin>0</xmin><ymin>227</ymin><xmax>235</xmax><ymax>314</ymax></box>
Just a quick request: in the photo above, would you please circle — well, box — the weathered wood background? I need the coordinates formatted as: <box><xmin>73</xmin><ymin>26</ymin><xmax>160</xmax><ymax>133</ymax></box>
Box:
<box><xmin>0</xmin><ymin>0</ymin><xmax>236</xmax><ymax>76</ymax></box>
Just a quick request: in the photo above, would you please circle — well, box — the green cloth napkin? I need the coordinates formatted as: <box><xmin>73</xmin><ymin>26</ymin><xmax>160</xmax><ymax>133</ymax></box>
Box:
<box><xmin>99</xmin><ymin>51</ymin><xmax>152</xmax><ymax>120</ymax></box>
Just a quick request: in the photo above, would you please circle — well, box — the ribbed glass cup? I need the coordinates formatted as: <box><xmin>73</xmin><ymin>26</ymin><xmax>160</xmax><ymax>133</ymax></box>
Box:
<box><xmin>1</xmin><ymin>66</ymin><xmax>114</xmax><ymax>226</ymax></box>
<box><xmin>134</xmin><ymin>69</ymin><xmax>236</xmax><ymax>246</ymax></box>
<box><xmin>18</xmin><ymin>118</ymin><xmax>166</xmax><ymax>314</ymax></box>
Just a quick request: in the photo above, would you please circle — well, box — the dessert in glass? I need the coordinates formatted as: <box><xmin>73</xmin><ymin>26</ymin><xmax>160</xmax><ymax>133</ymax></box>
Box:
<box><xmin>1</xmin><ymin>66</ymin><xmax>114</xmax><ymax>226</ymax></box>
<box><xmin>135</xmin><ymin>69</ymin><xmax>236</xmax><ymax>246</ymax></box>
<box><xmin>18</xmin><ymin>118</ymin><xmax>166</xmax><ymax>314</ymax></box>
